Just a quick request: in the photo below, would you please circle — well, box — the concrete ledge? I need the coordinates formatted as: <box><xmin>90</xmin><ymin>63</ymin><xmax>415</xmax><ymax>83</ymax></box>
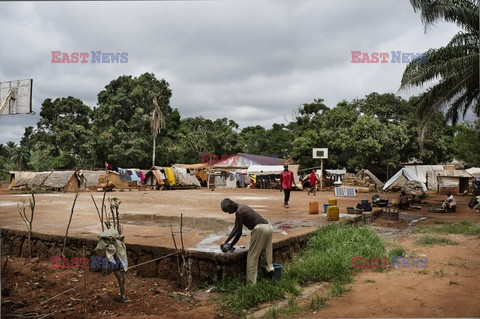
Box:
<box><xmin>1</xmin><ymin>210</ymin><xmax>380</xmax><ymax>285</ymax></box>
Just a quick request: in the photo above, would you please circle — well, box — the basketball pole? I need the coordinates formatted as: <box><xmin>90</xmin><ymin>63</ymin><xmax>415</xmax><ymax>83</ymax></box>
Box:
<box><xmin>320</xmin><ymin>158</ymin><xmax>323</xmax><ymax>192</ymax></box>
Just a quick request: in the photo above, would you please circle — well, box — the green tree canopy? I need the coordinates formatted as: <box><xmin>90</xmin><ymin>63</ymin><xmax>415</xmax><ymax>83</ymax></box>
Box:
<box><xmin>400</xmin><ymin>0</ymin><xmax>479</xmax><ymax>140</ymax></box>
<box><xmin>91</xmin><ymin>73</ymin><xmax>173</xmax><ymax>168</ymax></box>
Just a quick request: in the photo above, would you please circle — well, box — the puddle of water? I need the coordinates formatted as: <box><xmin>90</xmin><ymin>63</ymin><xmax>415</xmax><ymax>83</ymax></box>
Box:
<box><xmin>231</xmin><ymin>196</ymin><xmax>272</xmax><ymax>201</ymax></box>
<box><xmin>120</xmin><ymin>214</ymin><xmax>234</xmax><ymax>233</ymax></box>
<box><xmin>0</xmin><ymin>202</ymin><xmax>20</xmax><ymax>207</ymax></box>
<box><xmin>192</xmin><ymin>234</ymin><xmax>224</xmax><ymax>252</ymax></box>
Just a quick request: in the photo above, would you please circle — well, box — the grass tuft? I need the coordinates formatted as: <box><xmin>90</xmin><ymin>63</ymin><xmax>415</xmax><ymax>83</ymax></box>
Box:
<box><xmin>219</xmin><ymin>224</ymin><xmax>387</xmax><ymax>314</ymax></box>
<box><xmin>309</xmin><ymin>294</ymin><xmax>328</xmax><ymax>311</ymax></box>
<box><xmin>416</xmin><ymin>220</ymin><xmax>480</xmax><ymax>235</ymax></box>
<box><xmin>415</xmin><ymin>235</ymin><xmax>458</xmax><ymax>246</ymax></box>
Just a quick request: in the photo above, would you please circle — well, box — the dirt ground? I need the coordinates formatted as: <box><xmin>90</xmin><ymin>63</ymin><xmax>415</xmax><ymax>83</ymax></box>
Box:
<box><xmin>1</xmin><ymin>187</ymin><xmax>480</xmax><ymax>318</ymax></box>
<box><xmin>0</xmin><ymin>188</ymin><xmax>397</xmax><ymax>251</ymax></box>
<box><xmin>296</xmin><ymin>221</ymin><xmax>480</xmax><ymax>318</ymax></box>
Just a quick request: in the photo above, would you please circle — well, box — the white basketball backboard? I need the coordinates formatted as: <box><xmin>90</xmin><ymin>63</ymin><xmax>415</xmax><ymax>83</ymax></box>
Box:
<box><xmin>312</xmin><ymin>148</ymin><xmax>328</xmax><ymax>159</ymax></box>
<box><xmin>0</xmin><ymin>79</ymin><xmax>33</xmax><ymax>115</ymax></box>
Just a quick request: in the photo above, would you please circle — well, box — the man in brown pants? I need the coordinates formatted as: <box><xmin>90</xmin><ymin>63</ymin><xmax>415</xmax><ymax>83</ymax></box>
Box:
<box><xmin>220</xmin><ymin>198</ymin><xmax>274</xmax><ymax>284</ymax></box>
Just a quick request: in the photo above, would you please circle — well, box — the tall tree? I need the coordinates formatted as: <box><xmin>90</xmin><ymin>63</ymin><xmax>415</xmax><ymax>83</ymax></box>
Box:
<box><xmin>21</xmin><ymin>96</ymin><xmax>93</xmax><ymax>169</ymax></box>
<box><xmin>400</xmin><ymin>0</ymin><xmax>479</xmax><ymax>144</ymax></box>
<box><xmin>91</xmin><ymin>73</ymin><xmax>172</xmax><ymax>168</ymax></box>
<box><xmin>453</xmin><ymin>119</ymin><xmax>480</xmax><ymax>166</ymax></box>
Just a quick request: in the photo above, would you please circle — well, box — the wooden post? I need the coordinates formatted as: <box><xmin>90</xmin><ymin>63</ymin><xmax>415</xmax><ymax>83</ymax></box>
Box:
<box><xmin>152</xmin><ymin>135</ymin><xmax>156</xmax><ymax>167</ymax></box>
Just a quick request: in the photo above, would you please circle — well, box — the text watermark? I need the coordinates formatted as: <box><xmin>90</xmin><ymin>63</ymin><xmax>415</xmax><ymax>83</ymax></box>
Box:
<box><xmin>51</xmin><ymin>256</ymin><xmax>128</xmax><ymax>269</ymax></box>
<box><xmin>351</xmin><ymin>256</ymin><xmax>428</xmax><ymax>269</ymax></box>
<box><xmin>51</xmin><ymin>51</ymin><xmax>128</xmax><ymax>63</ymax></box>
<box><xmin>351</xmin><ymin>51</ymin><xmax>428</xmax><ymax>63</ymax></box>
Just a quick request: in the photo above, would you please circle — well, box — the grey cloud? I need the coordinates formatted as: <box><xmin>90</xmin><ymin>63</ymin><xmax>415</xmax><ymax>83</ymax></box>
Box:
<box><xmin>0</xmin><ymin>0</ymin><xmax>463</xmax><ymax>145</ymax></box>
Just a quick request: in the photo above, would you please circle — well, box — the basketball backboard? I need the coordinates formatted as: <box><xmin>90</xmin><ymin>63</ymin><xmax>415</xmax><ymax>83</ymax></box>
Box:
<box><xmin>312</xmin><ymin>148</ymin><xmax>328</xmax><ymax>159</ymax></box>
<box><xmin>0</xmin><ymin>79</ymin><xmax>33</xmax><ymax>116</ymax></box>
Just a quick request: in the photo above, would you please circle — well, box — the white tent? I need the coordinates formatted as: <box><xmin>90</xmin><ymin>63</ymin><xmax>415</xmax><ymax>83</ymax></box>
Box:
<box><xmin>383</xmin><ymin>168</ymin><xmax>427</xmax><ymax>191</ymax></box>
<box><xmin>466</xmin><ymin>167</ymin><xmax>480</xmax><ymax>177</ymax></box>
<box><xmin>247</xmin><ymin>165</ymin><xmax>285</xmax><ymax>174</ymax></box>
<box><xmin>404</xmin><ymin>165</ymin><xmax>444</xmax><ymax>190</ymax></box>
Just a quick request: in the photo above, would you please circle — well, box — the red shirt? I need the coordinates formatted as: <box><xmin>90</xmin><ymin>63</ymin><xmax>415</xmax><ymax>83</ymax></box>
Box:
<box><xmin>280</xmin><ymin>170</ymin><xmax>294</xmax><ymax>190</ymax></box>
<box><xmin>310</xmin><ymin>172</ymin><xmax>317</xmax><ymax>186</ymax></box>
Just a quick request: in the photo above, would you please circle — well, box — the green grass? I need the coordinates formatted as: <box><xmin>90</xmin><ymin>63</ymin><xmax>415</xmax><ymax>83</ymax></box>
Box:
<box><xmin>415</xmin><ymin>235</ymin><xmax>458</xmax><ymax>246</ymax></box>
<box><xmin>434</xmin><ymin>269</ymin><xmax>445</xmax><ymax>277</ymax></box>
<box><xmin>218</xmin><ymin>224</ymin><xmax>387</xmax><ymax>314</ymax></box>
<box><xmin>387</xmin><ymin>245</ymin><xmax>406</xmax><ymax>259</ymax></box>
<box><xmin>416</xmin><ymin>220</ymin><xmax>480</xmax><ymax>235</ymax></box>
<box><xmin>309</xmin><ymin>294</ymin><xmax>328</xmax><ymax>311</ymax></box>
<box><xmin>279</xmin><ymin>297</ymin><xmax>299</xmax><ymax>315</ymax></box>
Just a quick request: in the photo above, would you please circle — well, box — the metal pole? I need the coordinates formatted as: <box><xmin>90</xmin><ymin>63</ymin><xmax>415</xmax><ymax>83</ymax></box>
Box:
<box><xmin>320</xmin><ymin>158</ymin><xmax>323</xmax><ymax>192</ymax></box>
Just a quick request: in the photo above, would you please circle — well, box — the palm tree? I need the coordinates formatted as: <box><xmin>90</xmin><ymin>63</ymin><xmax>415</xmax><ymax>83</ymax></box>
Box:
<box><xmin>400</xmin><ymin>0</ymin><xmax>479</xmax><ymax>145</ymax></box>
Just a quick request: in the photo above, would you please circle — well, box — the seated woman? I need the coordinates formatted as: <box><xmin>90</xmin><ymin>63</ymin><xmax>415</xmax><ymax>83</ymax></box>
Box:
<box><xmin>442</xmin><ymin>192</ymin><xmax>457</xmax><ymax>212</ymax></box>
<box><xmin>398</xmin><ymin>190</ymin><xmax>409</xmax><ymax>210</ymax></box>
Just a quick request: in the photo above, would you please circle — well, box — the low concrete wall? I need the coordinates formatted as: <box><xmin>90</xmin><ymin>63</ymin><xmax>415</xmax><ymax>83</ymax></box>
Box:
<box><xmin>1</xmin><ymin>211</ymin><xmax>379</xmax><ymax>286</ymax></box>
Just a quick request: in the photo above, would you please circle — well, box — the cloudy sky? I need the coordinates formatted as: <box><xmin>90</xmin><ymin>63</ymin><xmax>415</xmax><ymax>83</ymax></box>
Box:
<box><xmin>0</xmin><ymin>0</ymin><xmax>461</xmax><ymax>144</ymax></box>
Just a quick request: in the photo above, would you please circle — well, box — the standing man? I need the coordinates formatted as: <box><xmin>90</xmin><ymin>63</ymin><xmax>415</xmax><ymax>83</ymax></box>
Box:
<box><xmin>219</xmin><ymin>198</ymin><xmax>274</xmax><ymax>285</ymax></box>
<box><xmin>280</xmin><ymin>165</ymin><xmax>295</xmax><ymax>208</ymax></box>
<box><xmin>308</xmin><ymin>169</ymin><xmax>318</xmax><ymax>196</ymax></box>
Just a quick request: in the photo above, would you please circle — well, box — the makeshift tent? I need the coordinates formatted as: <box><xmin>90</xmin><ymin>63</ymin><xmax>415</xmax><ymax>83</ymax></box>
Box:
<box><xmin>355</xmin><ymin>169</ymin><xmax>384</xmax><ymax>190</ymax></box>
<box><xmin>98</xmin><ymin>171</ymin><xmax>136</xmax><ymax>189</ymax></box>
<box><xmin>404</xmin><ymin>165</ymin><xmax>444</xmax><ymax>190</ymax></box>
<box><xmin>145</xmin><ymin>166</ymin><xmax>166</xmax><ymax>188</ymax></box>
<box><xmin>213</xmin><ymin>153</ymin><xmax>288</xmax><ymax>168</ymax></box>
<box><xmin>78</xmin><ymin>170</ymin><xmax>105</xmax><ymax>189</ymax></box>
<box><xmin>173</xmin><ymin>163</ymin><xmax>209</xmax><ymax>184</ymax></box>
<box><xmin>434</xmin><ymin>170</ymin><xmax>472</xmax><ymax>195</ymax></box>
<box><xmin>164</xmin><ymin>167</ymin><xmax>176</xmax><ymax>186</ymax></box>
<box><xmin>9</xmin><ymin>171</ymin><xmax>37</xmax><ymax>189</ymax></box>
<box><xmin>466</xmin><ymin>167</ymin><xmax>480</xmax><ymax>177</ymax></box>
<box><xmin>43</xmin><ymin>171</ymin><xmax>80</xmax><ymax>192</ymax></box>
<box><xmin>383</xmin><ymin>168</ymin><xmax>427</xmax><ymax>192</ymax></box>
<box><xmin>172</xmin><ymin>167</ymin><xmax>201</xmax><ymax>187</ymax></box>
<box><xmin>28</xmin><ymin>172</ymin><xmax>52</xmax><ymax>189</ymax></box>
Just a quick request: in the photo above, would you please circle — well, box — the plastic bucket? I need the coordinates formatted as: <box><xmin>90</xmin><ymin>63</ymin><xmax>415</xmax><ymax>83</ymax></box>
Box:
<box><xmin>323</xmin><ymin>203</ymin><xmax>332</xmax><ymax>214</ymax></box>
<box><xmin>273</xmin><ymin>263</ymin><xmax>283</xmax><ymax>281</ymax></box>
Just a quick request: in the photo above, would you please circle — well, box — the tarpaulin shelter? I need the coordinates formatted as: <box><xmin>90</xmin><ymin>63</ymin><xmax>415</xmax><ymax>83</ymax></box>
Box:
<box><xmin>466</xmin><ymin>167</ymin><xmax>480</xmax><ymax>178</ymax></box>
<box><xmin>212</xmin><ymin>153</ymin><xmax>289</xmax><ymax>168</ymax></box>
<box><xmin>404</xmin><ymin>165</ymin><xmax>444</xmax><ymax>190</ymax></box>
<box><xmin>383</xmin><ymin>168</ymin><xmax>427</xmax><ymax>192</ymax></box>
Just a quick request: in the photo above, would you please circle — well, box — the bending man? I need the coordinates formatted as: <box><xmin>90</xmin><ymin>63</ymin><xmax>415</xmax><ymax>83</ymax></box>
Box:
<box><xmin>220</xmin><ymin>198</ymin><xmax>274</xmax><ymax>284</ymax></box>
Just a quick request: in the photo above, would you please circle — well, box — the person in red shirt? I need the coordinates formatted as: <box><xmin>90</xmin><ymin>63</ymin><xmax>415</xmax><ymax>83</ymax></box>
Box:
<box><xmin>279</xmin><ymin>165</ymin><xmax>295</xmax><ymax>208</ymax></box>
<box><xmin>308</xmin><ymin>169</ymin><xmax>318</xmax><ymax>196</ymax></box>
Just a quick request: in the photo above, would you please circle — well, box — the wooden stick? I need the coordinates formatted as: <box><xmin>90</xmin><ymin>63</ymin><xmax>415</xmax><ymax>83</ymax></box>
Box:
<box><xmin>180</xmin><ymin>213</ymin><xmax>185</xmax><ymax>254</ymax></box>
<box><xmin>39</xmin><ymin>287</ymin><xmax>75</xmax><ymax>305</ymax></box>
<box><xmin>62</xmin><ymin>193</ymin><xmax>79</xmax><ymax>258</ymax></box>
<box><xmin>90</xmin><ymin>194</ymin><xmax>103</xmax><ymax>231</ymax></box>
<box><xmin>126</xmin><ymin>251</ymin><xmax>181</xmax><ymax>270</ymax></box>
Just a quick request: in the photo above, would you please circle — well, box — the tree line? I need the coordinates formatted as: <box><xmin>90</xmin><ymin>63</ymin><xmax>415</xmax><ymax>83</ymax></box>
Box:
<box><xmin>0</xmin><ymin>72</ymin><xmax>479</xmax><ymax>182</ymax></box>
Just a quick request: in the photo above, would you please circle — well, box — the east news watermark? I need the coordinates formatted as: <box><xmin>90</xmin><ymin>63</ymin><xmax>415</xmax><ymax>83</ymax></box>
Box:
<box><xmin>351</xmin><ymin>256</ymin><xmax>428</xmax><ymax>269</ymax></box>
<box><xmin>51</xmin><ymin>256</ymin><xmax>128</xmax><ymax>269</ymax></box>
<box><xmin>51</xmin><ymin>51</ymin><xmax>128</xmax><ymax>63</ymax></box>
<box><xmin>351</xmin><ymin>51</ymin><xmax>428</xmax><ymax>64</ymax></box>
